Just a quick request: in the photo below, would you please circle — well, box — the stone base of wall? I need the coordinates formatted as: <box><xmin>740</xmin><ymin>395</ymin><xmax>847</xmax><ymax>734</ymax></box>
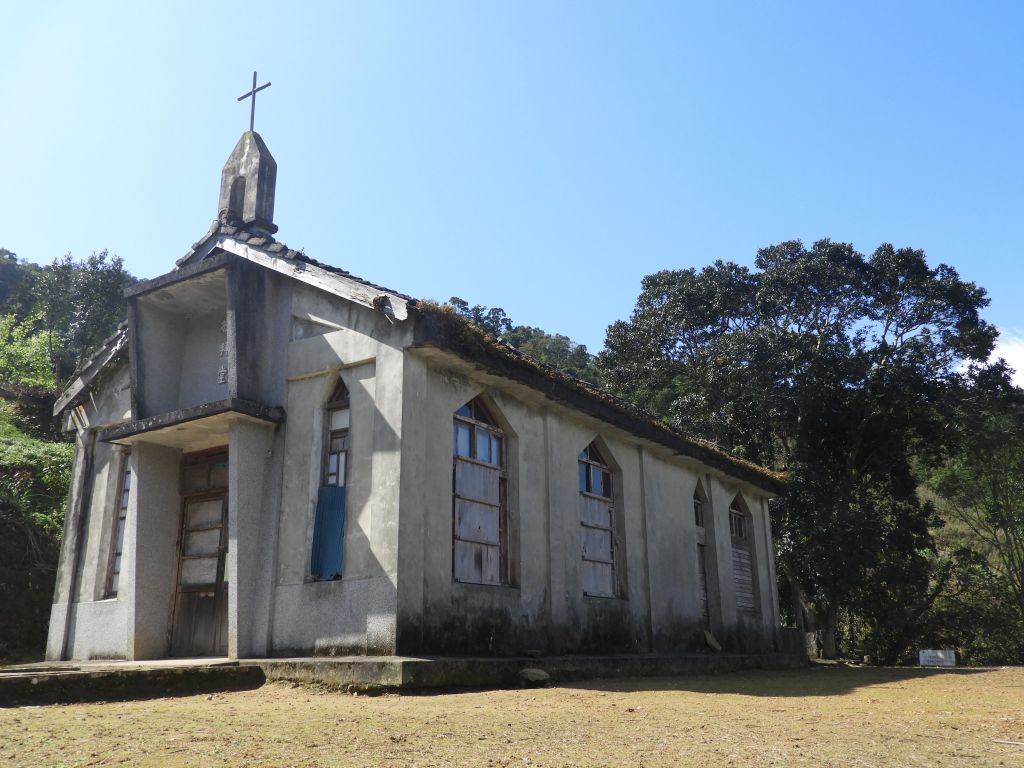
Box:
<box><xmin>256</xmin><ymin>651</ymin><xmax>808</xmax><ymax>693</ymax></box>
<box><xmin>1</xmin><ymin>650</ymin><xmax>808</xmax><ymax>704</ymax></box>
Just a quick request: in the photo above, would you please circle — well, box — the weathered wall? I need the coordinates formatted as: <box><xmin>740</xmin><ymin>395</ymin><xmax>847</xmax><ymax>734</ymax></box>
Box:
<box><xmin>46</xmin><ymin>364</ymin><xmax>133</xmax><ymax>661</ymax></box>
<box><xmin>48</xmin><ymin>252</ymin><xmax>782</xmax><ymax>663</ymax></box>
<box><xmin>126</xmin><ymin>442</ymin><xmax>182</xmax><ymax>660</ymax></box>
<box><xmin>177</xmin><ymin>311</ymin><xmax>228</xmax><ymax>409</ymax></box>
<box><xmin>268</xmin><ymin>282</ymin><xmax>411</xmax><ymax>655</ymax></box>
<box><xmin>395</xmin><ymin>351</ymin><xmax>782</xmax><ymax>656</ymax></box>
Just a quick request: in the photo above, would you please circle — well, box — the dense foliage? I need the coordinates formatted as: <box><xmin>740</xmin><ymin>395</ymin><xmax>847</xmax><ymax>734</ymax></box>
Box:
<box><xmin>0</xmin><ymin>247</ymin><xmax>133</xmax><ymax>660</ymax></box>
<box><xmin>0</xmin><ymin>404</ymin><xmax>72</xmax><ymax>656</ymax></box>
<box><xmin>599</xmin><ymin>239</ymin><xmax>1020</xmax><ymax>663</ymax></box>
<box><xmin>1</xmin><ymin>239</ymin><xmax>1020</xmax><ymax>666</ymax></box>
<box><xmin>447</xmin><ymin>297</ymin><xmax>602</xmax><ymax>385</ymax></box>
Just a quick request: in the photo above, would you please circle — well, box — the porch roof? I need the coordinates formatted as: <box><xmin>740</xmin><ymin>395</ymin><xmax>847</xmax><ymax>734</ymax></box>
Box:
<box><xmin>97</xmin><ymin>398</ymin><xmax>284</xmax><ymax>452</ymax></box>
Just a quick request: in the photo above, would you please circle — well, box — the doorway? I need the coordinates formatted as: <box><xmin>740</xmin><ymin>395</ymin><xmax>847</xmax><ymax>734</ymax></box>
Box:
<box><xmin>171</xmin><ymin>449</ymin><xmax>229</xmax><ymax>657</ymax></box>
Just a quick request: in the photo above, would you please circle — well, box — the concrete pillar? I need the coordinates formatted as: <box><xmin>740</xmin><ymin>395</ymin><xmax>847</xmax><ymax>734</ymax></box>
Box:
<box><xmin>754</xmin><ymin>496</ymin><xmax>780</xmax><ymax>632</ymax></box>
<box><xmin>126</xmin><ymin>442</ymin><xmax>181</xmax><ymax>660</ymax></box>
<box><xmin>227</xmin><ymin>419</ymin><xmax>274</xmax><ymax>658</ymax></box>
<box><xmin>709</xmin><ymin>478</ymin><xmax>738</xmax><ymax>631</ymax></box>
<box><xmin>45</xmin><ymin>427</ymin><xmax>95</xmax><ymax>661</ymax></box>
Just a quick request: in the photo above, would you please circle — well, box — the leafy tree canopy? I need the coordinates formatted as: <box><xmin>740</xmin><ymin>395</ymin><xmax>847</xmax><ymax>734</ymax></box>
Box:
<box><xmin>599</xmin><ymin>239</ymin><xmax>995</xmax><ymax>659</ymax></box>
<box><xmin>447</xmin><ymin>297</ymin><xmax>602</xmax><ymax>385</ymax></box>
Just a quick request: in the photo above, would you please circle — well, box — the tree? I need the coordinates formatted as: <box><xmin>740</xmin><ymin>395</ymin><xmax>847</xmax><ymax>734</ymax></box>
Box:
<box><xmin>446</xmin><ymin>297</ymin><xmax>602</xmax><ymax>384</ymax></box>
<box><xmin>33</xmin><ymin>250</ymin><xmax>134</xmax><ymax>381</ymax></box>
<box><xmin>927</xmin><ymin>364</ymin><xmax>1024</xmax><ymax>629</ymax></box>
<box><xmin>0</xmin><ymin>314</ymin><xmax>56</xmax><ymax>389</ymax></box>
<box><xmin>600</xmin><ymin>240</ymin><xmax>995</xmax><ymax>657</ymax></box>
<box><xmin>0</xmin><ymin>248</ymin><xmax>39</xmax><ymax>319</ymax></box>
<box><xmin>504</xmin><ymin>326</ymin><xmax>603</xmax><ymax>385</ymax></box>
<box><xmin>447</xmin><ymin>297</ymin><xmax>513</xmax><ymax>338</ymax></box>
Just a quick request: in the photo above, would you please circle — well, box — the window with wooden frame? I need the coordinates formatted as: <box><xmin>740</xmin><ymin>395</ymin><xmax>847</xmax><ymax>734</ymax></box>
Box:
<box><xmin>323</xmin><ymin>382</ymin><xmax>350</xmax><ymax>488</ymax></box>
<box><xmin>311</xmin><ymin>379</ymin><xmax>350</xmax><ymax>581</ymax></box>
<box><xmin>452</xmin><ymin>397</ymin><xmax>508</xmax><ymax>585</ymax></box>
<box><xmin>694</xmin><ymin>487</ymin><xmax>710</xmax><ymax>627</ymax></box>
<box><xmin>104</xmin><ymin>451</ymin><xmax>132</xmax><ymax>598</ymax></box>
<box><xmin>729</xmin><ymin>497</ymin><xmax>756</xmax><ymax>613</ymax></box>
<box><xmin>579</xmin><ymin>442</ymin><xmax>616</xmax><ymax>597</ymax></box>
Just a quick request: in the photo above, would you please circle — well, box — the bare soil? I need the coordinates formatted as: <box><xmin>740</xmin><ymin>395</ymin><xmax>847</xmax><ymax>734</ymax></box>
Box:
<box><xmin>2</xmin><ymin>664</ymin><xmax>1022</xmax><ymax>767</ymax></box>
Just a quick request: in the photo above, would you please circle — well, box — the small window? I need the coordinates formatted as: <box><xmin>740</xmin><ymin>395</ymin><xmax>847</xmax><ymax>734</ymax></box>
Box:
<box><xmin>694</xmin><ymin>495</ymin><xmax>704</xmax><ymax>528</ymax></box>
<box><xmin>729</xmin><ymin>506</ymin><xmax>746</xmax><ymax>540</ymax></box>
<box><xmin>311</xmin><ymin>379</ymin><xmax>350</xmax><ymax>580</ymax></box>
<box><xmin>323</xmin><ymin>382</ymin><xmax>350</xmax><ymax>487</ymax></box>
<box><xmin>452</xmin><ymin>397</ymin><xmax>508</xmax><ymax>585</ymax></box>
<box><xmin>105</xmin><ymin>453</ymin><xmax>131</xmax><ymax>597</ymax></box>
<box><xmin>452</xmin><ymin>398</ymin><xmax>503</xmax><ymax>467</ymax></box>
<box><xmin>579</xmin><ymin>442</ymin><xmax>616</xmax><ymax>597</ymax></box>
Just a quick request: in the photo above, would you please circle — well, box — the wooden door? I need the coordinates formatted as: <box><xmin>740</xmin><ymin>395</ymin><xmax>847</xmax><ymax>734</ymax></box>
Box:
<box><xmin>170</xmin><ymin>493</ymin><xmax>228</xmax><ymax>656</ymax></box>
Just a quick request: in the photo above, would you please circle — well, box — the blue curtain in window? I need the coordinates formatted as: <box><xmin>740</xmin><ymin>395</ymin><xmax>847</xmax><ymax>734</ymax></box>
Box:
<box><xmin>311</xmin><ymin>485</ymin><xmax>346</xmax><ymax>580</ymax></box>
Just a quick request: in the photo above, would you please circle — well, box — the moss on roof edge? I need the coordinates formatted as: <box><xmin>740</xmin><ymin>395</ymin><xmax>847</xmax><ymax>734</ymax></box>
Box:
<box><xmin>412</xmin><ymin>300</ymin><xmax>788</xmax><ymax>494</ymax></box>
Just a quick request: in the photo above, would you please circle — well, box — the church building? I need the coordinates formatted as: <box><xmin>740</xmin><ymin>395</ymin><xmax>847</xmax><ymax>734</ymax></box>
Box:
<box><xmin>46</xmin><ymin>129</ymin><xmax>788</xmax><ymax>662</ymax></box>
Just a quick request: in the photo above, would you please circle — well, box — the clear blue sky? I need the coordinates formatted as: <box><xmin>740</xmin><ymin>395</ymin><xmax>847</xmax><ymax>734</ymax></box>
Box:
<box><xmin>2</xmin><ymin>1</ymin><xmax>1022</xmax><ymax>370</ymax></box>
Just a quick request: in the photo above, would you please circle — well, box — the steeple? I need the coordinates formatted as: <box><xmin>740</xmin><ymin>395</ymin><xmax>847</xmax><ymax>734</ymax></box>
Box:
<box><xmin>217</xmin><ymin>131</ymin><xmax>278</xmax><ymax>234</ymax></box>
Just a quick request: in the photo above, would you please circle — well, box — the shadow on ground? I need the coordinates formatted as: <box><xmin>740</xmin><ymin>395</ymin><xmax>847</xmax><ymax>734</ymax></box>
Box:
<box><xmin>564</xmin><ymin>661</ymin><xmax>993</xmax><ymax>698</ymax></box>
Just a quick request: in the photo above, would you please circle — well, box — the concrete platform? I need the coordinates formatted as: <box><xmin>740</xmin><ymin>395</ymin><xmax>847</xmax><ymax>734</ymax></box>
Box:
<box><xmin>0</xmin><ymin>651</ymin><xmax>806</xmax><ymax>706</ymax></box>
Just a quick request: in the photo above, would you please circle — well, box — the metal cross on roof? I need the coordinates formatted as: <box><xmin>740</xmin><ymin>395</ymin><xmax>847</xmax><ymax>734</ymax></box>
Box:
<box><xmin>237</xmin><ymin>71</ymin><xmax>271</xmax><ymax>133</ymax></box>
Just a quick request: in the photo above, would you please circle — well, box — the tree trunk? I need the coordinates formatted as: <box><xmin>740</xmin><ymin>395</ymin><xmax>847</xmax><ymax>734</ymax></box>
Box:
<box><xmin>820</xmin><ymin>605</ymin><xmax>839</xmax><ymax>659</ymax></box>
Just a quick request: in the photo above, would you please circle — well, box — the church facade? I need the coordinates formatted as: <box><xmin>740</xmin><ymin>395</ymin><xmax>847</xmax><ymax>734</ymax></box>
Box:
<box><xmin>46</xmin><ymin>132</ymin><xmax>787</xmax><ymax>662</ymax></box>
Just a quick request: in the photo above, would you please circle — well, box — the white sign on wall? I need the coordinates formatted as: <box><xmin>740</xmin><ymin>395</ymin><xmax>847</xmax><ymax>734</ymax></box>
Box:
<box><xmin>918</xmin><ymin>649</ymin><xmax>957</xmax><ymax>667</ymax></box>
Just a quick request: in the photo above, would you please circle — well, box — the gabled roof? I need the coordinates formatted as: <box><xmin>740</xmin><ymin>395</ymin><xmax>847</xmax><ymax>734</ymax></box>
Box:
<box><xmin>176</xmin><ymin>217</ymin><xmax>415</xmax><ymax>307</ymax></box>
<box><xmin>54</xmin><ymin>220</ymin><xmax>786</xmax><ymax>492</ymax></box>
<box><xmin>52</xmin><ymin>322</ymin><xmax>128</xmax><ymax>415</ymax></box>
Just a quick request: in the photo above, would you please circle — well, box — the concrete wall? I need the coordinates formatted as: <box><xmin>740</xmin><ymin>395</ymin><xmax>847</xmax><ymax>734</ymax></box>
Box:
<box><xmin>46</xmin><ymin>365</ymin><xmax>133</xmax><ymax>661</ymax></box>
<box><xmin>267</xmin><ymin>282</ymin><xmax>411</xmax><ymax>655</ymax></box>
<box><xmin>177</xmin><ymin>311</ymin><xmax>228</xmax><ymax>409</ymax></box>
<box><xmin>49</xmin><ymin>254</ymin><xmax>783</xmax><ymax>662</ymax></box>
<box><xmin>394</xmin><ymin>353</ymin><xmax>782</xmax><ymax>656</ymax></box>
<box><xmin>134</xmin><ymin>303</ymin><xmax>186</xmax><ymax>416</ymax></box>
<box><xmin>126</xmin><ymin>442</ymin><xmax>182</xmax><ymax>660</ymax></box>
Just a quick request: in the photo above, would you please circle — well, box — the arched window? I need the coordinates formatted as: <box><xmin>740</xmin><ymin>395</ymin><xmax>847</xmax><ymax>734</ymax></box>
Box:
<box><xmin>323</xmin><ymin>381</ymin><xmax>350</xmax><ymax>488</ymax></box>
<box><xmin>729</xmin><ymin>497</ymin><xmax>756</xmax><ymax>614</ymax></box>
<box><xmin>579</xmin><ymin>442</ymin><xmax>616</xmax><ymax>597</ymax></box>
<box><xmin>693</xmin><ymin>485</ymin><xmax>710</xmax><ymax>628</ymax></box>
<box><xmin>452</xmin><ymin>397</ymin><xmax>507</xmax><ymax>585</ymax></box>
<box><xmin>311</xmin><ymin>379</ymin><xmax>350</xmax><ymax>580</ymax></box>
<box><xmin>227</xmin><ymin>176</ymin><xmax>246</xmax><ymax>216</ymax></box>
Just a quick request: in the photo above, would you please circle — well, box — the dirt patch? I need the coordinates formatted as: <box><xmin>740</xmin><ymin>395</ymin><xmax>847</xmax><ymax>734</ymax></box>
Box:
<box><xmin>1</xmin><ymin>665</ymin><xmax>1022</xmax><ymax>767</ymax></box>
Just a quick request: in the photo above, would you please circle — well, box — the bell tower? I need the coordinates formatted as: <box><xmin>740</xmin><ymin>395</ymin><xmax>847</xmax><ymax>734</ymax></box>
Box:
<box><xmin>217</xmin><ymin>131</ymin><xmax>278</xmax><ymax>234</ymax></box>
<box><xmin>218</xmin><ymin>72</ymin><xmax>277</xmax><ymax>234</ymax></box>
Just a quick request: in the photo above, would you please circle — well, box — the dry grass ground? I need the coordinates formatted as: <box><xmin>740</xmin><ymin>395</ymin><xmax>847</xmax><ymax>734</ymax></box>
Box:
<box><xmin>1</xmin><ymin>664</ymin><xmax>1022</xmax><ymax>767</ymax></box>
